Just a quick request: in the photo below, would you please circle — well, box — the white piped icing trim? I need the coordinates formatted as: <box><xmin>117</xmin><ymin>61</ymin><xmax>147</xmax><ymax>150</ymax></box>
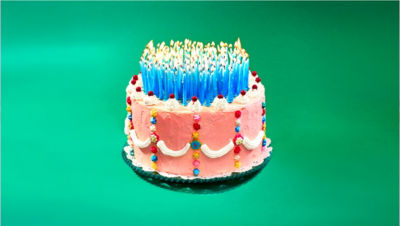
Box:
<box><xmin>243</xmin><ymin>131</ymin><xmax>265</xmax><ymax>150</ymax></box>
<box><xmin>201</xmin><ymin>141</ymin><xmax>234</xmax><ymax>158</ymax></box>
<box><xmin>130</xmin><ymin>130</ymin><xmax>151</xmax><ymax>148</ymax></box>
<box><xmin>157</xmin><ymin>141</ymin><xmax>190</xmax><ymax>157</ymax></box>
<box><xmin>128</xmin><ymin>123</ymin><xmax>267</xmax><ymax>158</ymax></box>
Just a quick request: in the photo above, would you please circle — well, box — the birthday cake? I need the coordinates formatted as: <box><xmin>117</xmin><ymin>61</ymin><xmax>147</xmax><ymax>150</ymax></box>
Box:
<box><xmin>123</xmin><ymin>39</ymin><xmax>272</xmax><ymax>181</ymax></box>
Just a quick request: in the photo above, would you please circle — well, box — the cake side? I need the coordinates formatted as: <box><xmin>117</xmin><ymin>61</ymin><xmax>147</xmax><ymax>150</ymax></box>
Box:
<box><xmin>124</xmin><ymin>72</ymin><xmax>272</xmax><ymax>178</ymax></box>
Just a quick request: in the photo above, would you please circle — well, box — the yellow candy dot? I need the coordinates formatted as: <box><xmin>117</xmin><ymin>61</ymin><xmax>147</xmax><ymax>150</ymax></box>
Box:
<box><xmin>234</xmin><ymin>160</ymin><xmax>241</xmax><ymax>168</ymax></box>
<box><xmin>192</xmin><ymin>132</ymin><xmax>199</xmax><ymax>140</ymax></box>
<box><xmin>150</xmin><ymin>109</ymin><xmax>157</xmax><ymax>117</ymax></box>
<box><xmin>126</xmin><ymin>106</ymin><xmax>131</xmax><ymax>112</ymax></box>
<box><xmin>152</xmin><ymin>162</ymin><xmax>157</xmax><ymax>170</ymax></box>
<box><xmin>193</xmin><ymin>151</ymin><xmax>200</xmax><ymax>159</ymax></box>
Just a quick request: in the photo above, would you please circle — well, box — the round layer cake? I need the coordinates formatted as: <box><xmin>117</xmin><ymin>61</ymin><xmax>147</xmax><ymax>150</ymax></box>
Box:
<box><xmin>123</xmin><ymin>39</ymin><xmax>272</xmax><ymax>180</ymax></box>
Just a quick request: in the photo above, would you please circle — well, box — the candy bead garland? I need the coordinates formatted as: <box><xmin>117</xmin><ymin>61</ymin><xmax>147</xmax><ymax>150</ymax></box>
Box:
<box><xmin>126</xmin><ymin>88</ymin><xmax>134</xmax><ymax>143</ymax></box>
<box><xmin>261</xmin><ymin>102</ymin><xmax>267</xmax><ymax>150</ymax></box>
<box><xmin>233</xmin><ymin>109</ymin><xmax>243</xmax><ymax>168</ymax></box>
<box><xmin>191</xmin><ymin>104</ymin><xmax>202</xmax><ymax>176</ymax></box>
<box><xmin>149</xmin><ymin>106</ymin><xmax>159</xmax><ymax>170</ymax></box>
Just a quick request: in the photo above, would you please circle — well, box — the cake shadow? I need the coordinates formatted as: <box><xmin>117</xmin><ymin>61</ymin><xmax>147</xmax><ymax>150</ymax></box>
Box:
<box><xmin>135</xmin><ymin>168</ymin><xmax>263</xmax><ymax>194</ymax></box>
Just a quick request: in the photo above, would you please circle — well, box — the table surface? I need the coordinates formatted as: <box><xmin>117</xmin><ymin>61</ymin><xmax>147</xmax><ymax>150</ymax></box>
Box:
<box><xmin>2</xmin><ymin>2</ymin><xmax>398</xmax><ymax>225</ymax></box>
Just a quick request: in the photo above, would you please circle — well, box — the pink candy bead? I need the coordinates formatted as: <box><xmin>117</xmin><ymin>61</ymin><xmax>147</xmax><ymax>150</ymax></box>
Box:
<box><xmin>193</xmin><ymin>160</ymin><xmax>200</xmax><ymax>167</ymax></box>
<box><xmin>193</xmin><ymin>114</ymin><xmax>201</xmax><ymax>122</ymax></box>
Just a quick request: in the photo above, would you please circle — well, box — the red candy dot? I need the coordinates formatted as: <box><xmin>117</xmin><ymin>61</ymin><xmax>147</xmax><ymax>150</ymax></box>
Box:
<box><xmin>217</xmin><ymin>94</ymin><xmax>223</xmax><ymax>99</ymax></box>
<box><xmin>169</xmin><ymin>93</ymin><xmax>175</xmax><ymax>99</ymax></box>
<box><xmin>262</xmin><ymin>108</ymin><xmax>265</xmax><ymax>116</ymax></box>
<box><xmin>234</xmin><ymin>146</ymin><xmax>241</xmax><ymax>154</ymax></box>
<box><xmin>252</xmin><ymin>71</ymin><xmax>257</xmax><ymax>77</ymax></box>
<box><xmin>255</xmin><ymin>77</ymin><xmax>261</xmax><ymax>83</ymax></box>
<box><xmin>240</xmin><ymin>90</ymin><xmax>246</xmax><ymax>96</ymax></box>
<box><xmin>192</xmin><ymin>96</ymin><xmax>198</xmax><ymax>102</ymax></box>
<box><xmin>133</xmin><ymin>75</ymin><xmax>139</xmax><ymax>81</ymax></box>
<box><xmin>252</xmin><ymin>84</ymin><xmax>258</xmax><ymax>90</ymax></box>
<box><xmin>136</xmin><ymin>87</ymin><xmax>142</xmax><ymax>92</ymax></box>
<box><xmin>235</xmin><ymin>111</ymin><xmax>241</xmax><ymax>118</ymax></box>
<box><xmin>126</xmin><ymin>96</ymin><xmax>132</xmax><ymax>105</ymax></box>
<box><xmin>131</xmin><ymin>79</ymin><xmax>136</xmax><ymax>85</ymax></box>
<box><xmin>148</xmin><ymin>91</ymin><xmax>154</xmax><ymax>96</ymax></box>
<box><xmin>151</xmin><ymin>146</ymin><xmax>157</xmax><ymax>153</ymax></box>
<box><xmin>193</xmin><ymin>123</ymin><xmax>201</xmax><ymax>130</ymax></box>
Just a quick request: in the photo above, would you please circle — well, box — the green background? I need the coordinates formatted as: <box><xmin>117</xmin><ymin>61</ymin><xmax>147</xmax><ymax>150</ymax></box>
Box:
<box><xmin>2</xmin><ymin>1</ymin><xmax>399</xmax><ymax>225</ymax></box>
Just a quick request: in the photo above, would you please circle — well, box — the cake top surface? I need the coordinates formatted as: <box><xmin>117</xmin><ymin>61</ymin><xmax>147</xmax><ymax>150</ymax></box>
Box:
<box><xmin>138</xmin><ymin>39</ymin><xmax>252</xmax><ymax>107</ymax></box>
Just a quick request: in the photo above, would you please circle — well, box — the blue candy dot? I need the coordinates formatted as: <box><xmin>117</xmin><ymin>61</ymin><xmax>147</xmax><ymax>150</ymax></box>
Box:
<box><xmin>128</xmin><ymin>114</ymin><xmax>132</xmax><ymax>120</ymax></box>
<box><xmin>191</xmin><ymin>140</ymin><xmax>201</xmax><ymax>150</ymax></box>
<box><xmin>151</xmin><ymin>155</ymin><xmax>158</xmax><ymax>162</ymax></box>
<box><xmin>150</xmin><ymin>117</ymin><xmax>157</xmax><ymax>124</ymax></box>
<box><xmin>130</xmin><ymin>150</ymin><xmax>134</xmax><ymax>156</ymax></box>
<box><xmin>262</xmin><ymin>139</ymin><xmax>267</xmax><ymax>147</ymax></box>
<box><xmin>193</xmin><ymin>168</ymin><xmax>200</xmax><ymax>176</ymax></box>
<box><xmin>235</xmin><ymin>126</ymin><xmax>240</xmax><ymax>132</ymax></box>
<box><xmin>262</xmin><ymin>116</ymin><xmax>266</xmax><ymax>123</ymax></box>
<box><xmin>262</xmin><ymin>102</ymin><xmax>266</xmax><ymax>108</ymax></box>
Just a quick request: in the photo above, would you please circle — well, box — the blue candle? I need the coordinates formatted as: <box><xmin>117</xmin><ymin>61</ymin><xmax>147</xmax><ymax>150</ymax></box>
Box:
<box><xmin>182</xmin><ymin>73</ymin><xmax>188</xmax><ymax>106</ymax></box>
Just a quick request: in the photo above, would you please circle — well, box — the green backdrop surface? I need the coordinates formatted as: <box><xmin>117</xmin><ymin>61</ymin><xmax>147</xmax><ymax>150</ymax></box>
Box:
<box><xmin>2</xmin><ymin>1</ymin><xmax>399</xmax><ymax>225</ymax></box>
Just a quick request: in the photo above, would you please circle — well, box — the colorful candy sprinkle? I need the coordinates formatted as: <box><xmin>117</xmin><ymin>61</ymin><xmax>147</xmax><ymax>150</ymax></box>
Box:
<box><xmin>193</xmin><ymin>168</ymin><xmax>200</xmax><ymax>176</ymax></box>
<box><xmin>193</xmin><ymin>114</ymin><xmax>201</xmax><ymax>122</ymax></box>
<box><xmin>252</xmin><ymin>71</ymin><xmax>257</xmax><ymax>76</ymax></box>
<box><xmin>193</xmin><ymin>151</ymin><xmax>200</xmax><ymax>159</ymax></box>
<box><xmin>151</xmin><ymin>146</ymin><xmax>157</xmax><ymax>153</ymax></box>
<box><xmin>234</xmin><ymin>146</ymin><xmax>241</xmax><ymax>154</ymax></box>
<box><xmin>191</xmin><ymin>140</ymin><xmax>201</xmax><ymax>150</ymax></box>
<box><xmin>150</xmin><ymin>109</ymin><xmax>157</xmax><ymax>117</ymax></box>
<box><xmin>235</xmin><ymin>111</ymin><xmax>241</xmax><ymax>118</ymax></box>
<box><xmin>234</xmin><ymin>161</ymin><xmax>241</xmax><ymax>168</ymax></box>
<box><xmin>151</xmin><ymin>162</ymin><xmax>157</xmax><ymax>170</ymax></box>
<box><xmin>235</xmin><ymin>126</ymin><xmax>240</xmax><ymax>132</ymax></box>
<box><xmin>192</xmin><ymin>131</ymin><xmax>199</xmax><ymax>140</ymax></box>
<box><xmin>193</xmin><ymin>160</ymin><xmax>200</xmax><ymax>167</ymax></box>
<box><xmin>150</xmin><ymin>117</ymin><xmax>157</xmax><ymax>124</ymax></box>
<box><xmin>151</xmin><ymin>155</ymin><xmax>158</xmax><ymax>162</ymax></box>
<box><xmin>129</xmin><ymin>150</ymin><xmax>134</xmax><ymax>156</ymax></box>
<box><xmin>193</xmin><ymin>123</ymin><xmax>201</xmax><ymax>130</ymax></box>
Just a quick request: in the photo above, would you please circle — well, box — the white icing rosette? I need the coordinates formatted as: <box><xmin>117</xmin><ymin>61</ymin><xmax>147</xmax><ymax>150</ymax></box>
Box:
<box><xmin>211</xmin><ymin>96</ymin><xmax>228</xmax><ymax>110</ymax></box>
<box><xmin>165</xmin><ymin>98</ymin><xmax>180</xmax><ymax>110</ymax></box>
<box><xmin>234</xmin><ymin>93</ymin><xmax>249</xmax><ymax>104</ymax></box>
<box><xmin>144</xmin><ymin>95</ymin><xmax>158</xmax><ymax>105</ymax></box>
<box><xmin>188</xmin><ymin>100</ymin><xmax>202</xmax><ymax>112</ymax></box>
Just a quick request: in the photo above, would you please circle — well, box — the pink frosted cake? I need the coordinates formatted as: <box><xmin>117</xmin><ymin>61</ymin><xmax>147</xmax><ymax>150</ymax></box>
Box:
<box><xmin>123</xmin><ymin>39</ymin><xmax>272</xmax><ymax>181</ymax></box>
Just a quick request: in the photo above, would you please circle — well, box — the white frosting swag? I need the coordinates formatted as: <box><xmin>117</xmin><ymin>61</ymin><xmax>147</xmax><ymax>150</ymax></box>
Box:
<box><xmin>129</xmin><ymin>130</ymin><xmax>267</xmax><ymax>158</ymax></box>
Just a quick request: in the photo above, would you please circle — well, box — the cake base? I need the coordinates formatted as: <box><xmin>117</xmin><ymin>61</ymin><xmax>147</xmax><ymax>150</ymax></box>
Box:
<box><xmin>122</xmin><ymin>144</ymin><xmax>271</xmax><ymax>188</ymax></box>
